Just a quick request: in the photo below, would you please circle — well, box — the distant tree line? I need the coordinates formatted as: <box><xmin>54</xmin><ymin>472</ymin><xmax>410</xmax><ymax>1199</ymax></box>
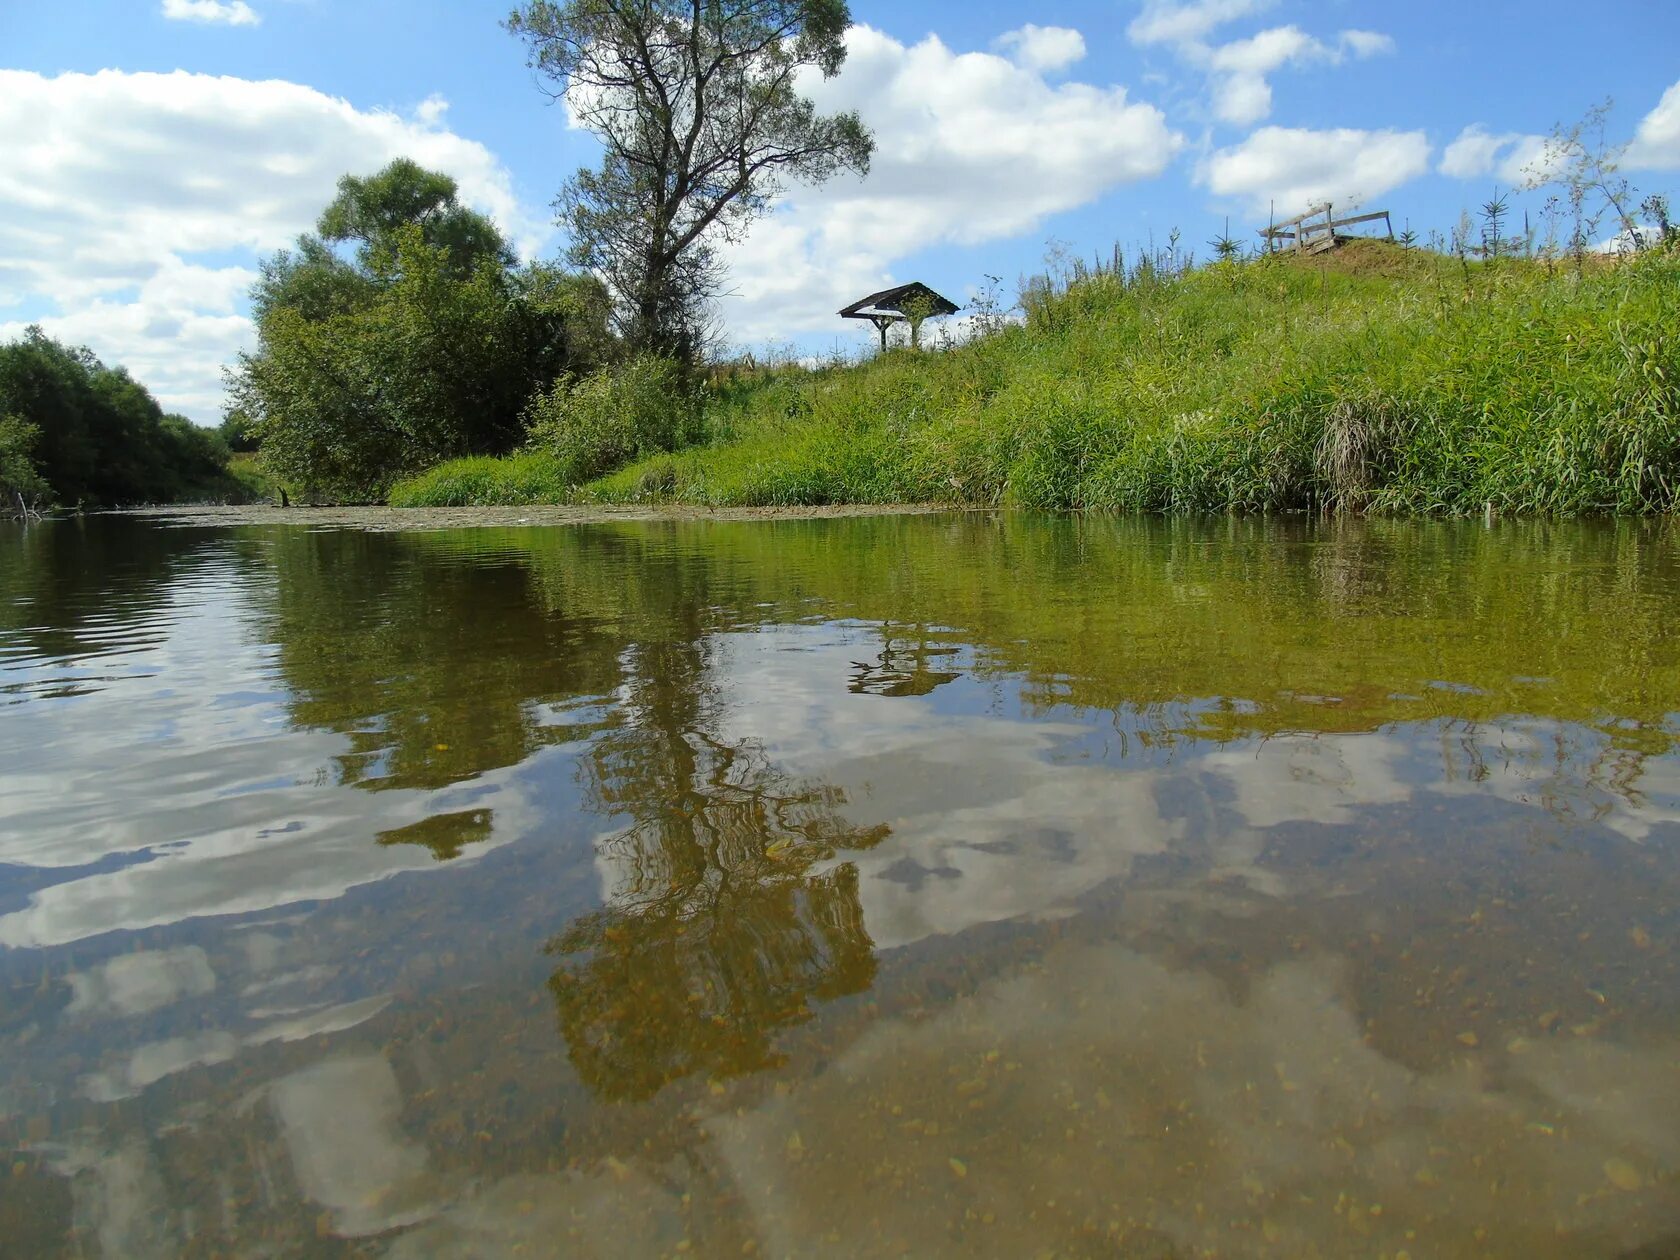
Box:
<box><xmin>0</xmin><ymin>329</ymin><xmax>241</xmax><ymax>515</ymax></box>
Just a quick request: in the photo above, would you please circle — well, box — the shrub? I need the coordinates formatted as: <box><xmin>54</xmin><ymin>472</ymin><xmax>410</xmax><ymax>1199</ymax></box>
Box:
<box><xmin>0</xmin><ymin>415</ymin><xmax>51</xmax><ymax>514</ymax></box>
<box><xmin>524</xmin><ymin>355</ymin><xmax>703</xmax><ymax>487</ymax></box>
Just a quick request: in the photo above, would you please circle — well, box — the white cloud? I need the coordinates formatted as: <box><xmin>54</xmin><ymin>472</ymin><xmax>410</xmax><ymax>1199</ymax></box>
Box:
<box><xmin>993</xmin><ymin>25</ymin><xmax>1088</xmax><ymax>74</ymax></box>
<box><xmin>1130</xmin><ymin>7</ymin><xmax>1395</xmax><ymax>128</ymax></box>
<box><xmin>1201</xmin><ymin>126</ymin><xmax>1432</xmax><ymax>214</ymax></box>
<box><xmin>1627</xmin><ymin>78</ymin><xmax>1680</xmax><ymax>170</ymax></box>
<box><xmin>1128</xmin><ymin>0</ymin><xmax>1274</xmax><ymax>47</ymax></box>
<box><xmin>1440</xmin><ymin>125</ymin><xmax>1515</xmax><ymax>179</ymax></box>
<box><xmin>1212</xmin><ymin>74</ymin><xmax>1275</xmax><ymax>127</ymax></box>
<box><xmin>1339</xmin><ymin>29</ymin><xmax>1396</xmax><ymax>58</ymax></box>
<box><xmin>0</xmin><ymin>70</ymin><xmax>538</xmax><ymax>421</ymax></box>
<box><xmin>161</xmin><ymin>0</ymin><xmax>260</xmax><ymax>26</ymax></box>
<box><xmin>1204</xmin><ymin>25</ymin><xmax>1337</xmax><ymax>125</ymax></box>
<box><xmin>717</xmin><ymin>26</ymin><xmax>1182</xmax><ymax>347</ymax></box>
<box><xmin>1207</xmin><ymin>25</ymin><xmax>1328</xmax><ymax>75</ymax></box>
<box><xmin>1595</xmin><ymin>224</ymin><xmax>1668</xmax><ymax>254</ymax></box>
<box><xmin>1446</xmin><ymin>78</ymin><xmax>1680</xmax><ymax>192</ymax></box>
<box><xmin>1439</xmin><ymin>124</ymin><xmax>1548</xmax><ymax>185</ymax></box>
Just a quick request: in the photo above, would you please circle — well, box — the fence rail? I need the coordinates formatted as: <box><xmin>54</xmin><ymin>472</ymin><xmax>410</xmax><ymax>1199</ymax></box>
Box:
<box><xmin>1259</xmin><ymin>205</ymin><xmax>1395</xmax><ymax>255</ymax></box>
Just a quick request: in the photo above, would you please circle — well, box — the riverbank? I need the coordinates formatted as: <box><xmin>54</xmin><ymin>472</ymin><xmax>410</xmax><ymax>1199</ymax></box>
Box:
<box><xmin>390</xmin><ymin>241</ymin><xmax>1680</xmax><ymax>516</ymax></box>
<box><xmin>122</xmin><ymin>502</ymin><xmax>951</xmax><ymax>531</ymax></box>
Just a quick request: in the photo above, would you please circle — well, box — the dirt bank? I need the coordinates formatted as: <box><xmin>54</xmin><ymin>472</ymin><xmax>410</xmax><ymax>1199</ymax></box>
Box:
<box><xmin>118</xmin><ymin>503</ymin><xmax>954</xmax><ymax>532</ymax></box>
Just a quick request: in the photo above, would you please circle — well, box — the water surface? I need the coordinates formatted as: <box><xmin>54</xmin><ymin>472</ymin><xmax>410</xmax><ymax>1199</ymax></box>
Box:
<box><xmin>2</xmin><ymin>513</ymin><xmax>1679</xmax><ymax>1258</ymax></box>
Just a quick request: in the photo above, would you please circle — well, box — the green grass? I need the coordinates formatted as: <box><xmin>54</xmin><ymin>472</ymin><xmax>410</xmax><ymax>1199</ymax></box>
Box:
<box><xmin>389</xmin><ymin>451</ymin><xmax>580</xmax><ymax>507</ymax></box>
<box><xmin>389</xmin><ymin>242</ymin><xmax>1680</xmax><ymax>515</ymax></box>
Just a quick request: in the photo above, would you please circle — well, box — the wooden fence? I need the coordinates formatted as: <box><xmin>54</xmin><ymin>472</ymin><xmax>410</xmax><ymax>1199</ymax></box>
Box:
<box><xmin>1259</xmin><ymin>204</ymin><xmax>1395</xmax><ymax>255</ymax></box>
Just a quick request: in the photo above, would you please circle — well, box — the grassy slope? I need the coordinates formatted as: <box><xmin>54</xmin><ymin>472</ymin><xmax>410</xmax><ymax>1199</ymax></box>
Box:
<box><xmin>392</xmin><ymin>243</ymin><xmax>1680</xmax><ymax>515</ymax></box>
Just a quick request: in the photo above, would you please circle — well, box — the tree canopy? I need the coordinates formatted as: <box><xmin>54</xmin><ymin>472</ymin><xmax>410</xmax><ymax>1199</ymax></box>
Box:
<box><xmin>0</xmin><ymin>328</ymin><xmax>238</xmax><ymax>511</ymax></box>
<box><xmin>508</xmin><ymin>0</ymin><xmax>874</xmax><ymax>360</ymax></box>
<box><xmin>317</xmin><ymin>158</ymin><xmax>516</xmax><ymax>275</ymax></box>
<box><xmin>229</xmin><ymin>159</ymin><xmax>612</xmax><ymax>502</ymax></box>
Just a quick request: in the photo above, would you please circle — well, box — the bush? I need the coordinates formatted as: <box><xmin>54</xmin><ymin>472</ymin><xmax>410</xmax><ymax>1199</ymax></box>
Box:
<box><xmin>0</xmin><ymin>415</ymin><xmax>51</xmax><ymax>514</ymax></box>
<box><xmin>524</xmin><ymin>355</ymin><xmax>703</xmax><ymax>487</ymax></box>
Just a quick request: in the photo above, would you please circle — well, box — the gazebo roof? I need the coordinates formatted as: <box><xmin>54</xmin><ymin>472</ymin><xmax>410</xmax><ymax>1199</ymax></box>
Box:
<box><xmin>839</xmin><ymin>282</ymin><xmax>959</xmax><ymax>321</ymax></box>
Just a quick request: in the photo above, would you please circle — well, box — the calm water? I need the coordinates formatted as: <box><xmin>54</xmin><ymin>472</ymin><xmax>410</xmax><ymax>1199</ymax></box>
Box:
<box><xmin>2</xmin><ymin>513</ymin><xmax>1679</xmax><ymax>1258</ymax></box>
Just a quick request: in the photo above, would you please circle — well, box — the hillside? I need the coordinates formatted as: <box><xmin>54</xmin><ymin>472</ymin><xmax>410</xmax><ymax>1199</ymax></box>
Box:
<box><xmin>392</xmin><ymin>241</ymin><xmax>1680</xmax><ymax>516</ymax></box>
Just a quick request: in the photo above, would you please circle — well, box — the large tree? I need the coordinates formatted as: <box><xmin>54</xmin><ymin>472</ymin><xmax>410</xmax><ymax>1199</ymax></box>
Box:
<box><xmin>508</xmin><ymin>0</ymin><xmax>874</xmax><ymax>360</ymax></box>
<box><xmin>229</xmin><ymin>160</ymin><xmax>612</xmax><ymax>501</ymax></box>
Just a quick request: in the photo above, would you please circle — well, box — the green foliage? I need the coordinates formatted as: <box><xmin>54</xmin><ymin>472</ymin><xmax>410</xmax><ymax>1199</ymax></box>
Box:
<box><xmin>0</xmin><ymin>327</ymin><xmax>245</xmax><ymax>508</ymax></box>
<box><xmin>231</xmin><ymin>160</ymin><xmax>613</xmax><ymax>502</ymax></box>
<box><xmin>159</xmin><ymin>413</ymin><xmax>235</xmax><ymax>494</ymax></box>
<box><xmin>217</xmin><ymin>412</ymin><xmax>260</xmax><ymax>453</ymax></box>
<box><xmin>508</xmin><ymin>0</ymin><xmax>872</xmax><ymax>359</ymax></box>
<box><xmin>395</xmin><ymin>355</ymin><xmax>709</xmax><ymax>505</ymax></box>
<box><xmin>395</xmin><ymin>241</ymin><xmax>1680</xmax><ymax>516</ymax></box>
<box><xmin>389</xmin><ymin>451</ymin><xmax>579</xmax><ymax>507</ymax></box>
<box><xmin>0</xmin><ymin>414</ymin><xmax>50</xmax><ymax>514</ymax></box>
<box><xmin>226</xmin><ymin>452</ymin><xmax>281</xmax><ymax>503</ymax></box>
<box><xmin>317</xmin><ymin>158</ymin><xmax>514</xmax><ymax>275</ymax></box>
<box><xmin>523</xmin><ymin>356</ymin><xmax>704</xmax><ymax>487</ymax></box>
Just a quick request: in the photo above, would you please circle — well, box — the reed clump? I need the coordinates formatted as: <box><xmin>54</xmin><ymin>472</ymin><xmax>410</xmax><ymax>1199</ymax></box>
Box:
<box><xmin>391</xmin><ymin>240</ymin><xmax>1680</xmax><ymax>516</ymax></box>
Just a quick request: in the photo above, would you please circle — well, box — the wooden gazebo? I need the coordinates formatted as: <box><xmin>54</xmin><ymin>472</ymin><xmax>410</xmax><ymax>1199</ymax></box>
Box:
<box><xmin>840</xmin><ymin>282</ymin><xmax>959</xmax><ymax>351</ymax></box>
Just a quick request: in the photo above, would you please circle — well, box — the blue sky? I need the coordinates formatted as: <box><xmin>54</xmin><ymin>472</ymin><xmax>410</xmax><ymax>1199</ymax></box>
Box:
<box><xmin>2</xmin><ymin>0</ymin><xmax>1677</xmax><ymax>421</ymax></box>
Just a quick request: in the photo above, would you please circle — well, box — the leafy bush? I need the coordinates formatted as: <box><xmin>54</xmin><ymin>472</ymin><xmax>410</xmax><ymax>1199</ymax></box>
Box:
<box><xmin>523</xmin><ymin>355</ymin><xmax>703</xmax><ymax>487</ymax></box>
<box><xmin>0</xmin><ymin>415</ymin><xmax>50</xmax><ymax>514</ymax></box>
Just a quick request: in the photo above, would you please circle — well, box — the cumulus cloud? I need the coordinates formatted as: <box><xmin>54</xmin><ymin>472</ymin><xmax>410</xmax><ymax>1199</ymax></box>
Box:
<box><xmin>716</xmin><ymin>25</ymin><xmax>1181</xmax><ymax>347</ymax></box>
<box><xmin>1439</xmin><ymin>124</ymin><xmax>1549</xmax><ymax>185</ymax></box>
<box><xmin>1204</xmin><ymin>25</ymin><xmax>1331</xmax><ymax>124</ymax></box>
<box><xmin>993</xmin><ymin>25</ymin><xmax>1087</xmax><ymax>74</ymax></box>
<box><xmin>1127</xmin><ymin>0</ymin><xmax>1274</xmax><ymax>47</ymax></box>
<box><xmin>1446</xmin><ymin>79</ymin><xmax>1680</xmax><ymax>192</ymax></box>
<box><xmin>1207</xmin><ymin>25</ymin><xmax>1328</xmax><ymax>75</ymax></box>
<box><xmin>0</xmin><ymin>71</ymin><xmax>536</xmax><ymax>421</ymax></box>
<box><xmin>1129</xmin><ymin>5</ymin><xmax>1395</xmax><ymax>127</ymax></box>
<box><xmin>1211</xmin><ymin>28</ymin><xmax>1395</xmax><ymax>125</ymax></box>
<box><xmin>161</xmin><ymin>0</ymin><xmax>260</xmax><ymax>26</ymax></box>
<box><xmin>1627</xmin><ymin>78</ymin><xmax>1680</xmax><ymax>170</ymax></box>
<box><xmin>1201</xmin><ymin>125</ymin><xmax>1432</xmax><ymax>214</ymax></box>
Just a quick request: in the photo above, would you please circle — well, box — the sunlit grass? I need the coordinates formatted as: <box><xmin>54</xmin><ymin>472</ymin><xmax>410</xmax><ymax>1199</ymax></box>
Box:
<box><xmin>390</xmin><ymin>242</ymin><xmax>1680</xmax><ymax>515</ymax></box>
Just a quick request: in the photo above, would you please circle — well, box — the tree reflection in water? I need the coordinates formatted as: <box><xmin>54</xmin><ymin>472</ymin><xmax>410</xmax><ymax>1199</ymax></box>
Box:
<box><xmin>549</xmin><ymin>633</ymin><xmax>889</xmax><ymax>1103</ymax></box>
<box><xmin>377</xmin><ymin>808</ymin><xmax>495</xmax><ymax>861</ymax></box>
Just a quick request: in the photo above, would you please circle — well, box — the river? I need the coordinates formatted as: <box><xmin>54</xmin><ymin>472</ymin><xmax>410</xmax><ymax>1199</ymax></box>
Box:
<box><xmin>2</xmin><ymin>512</ymin><xmax>1678</xmax><ymax>1258</ymax></box>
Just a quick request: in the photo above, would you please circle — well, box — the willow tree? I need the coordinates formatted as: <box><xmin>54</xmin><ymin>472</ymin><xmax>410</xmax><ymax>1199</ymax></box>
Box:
<box><xmin>507</xmin><ymin>0</ymin><xmax>874</xmax><ymax>361</ymax></box>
